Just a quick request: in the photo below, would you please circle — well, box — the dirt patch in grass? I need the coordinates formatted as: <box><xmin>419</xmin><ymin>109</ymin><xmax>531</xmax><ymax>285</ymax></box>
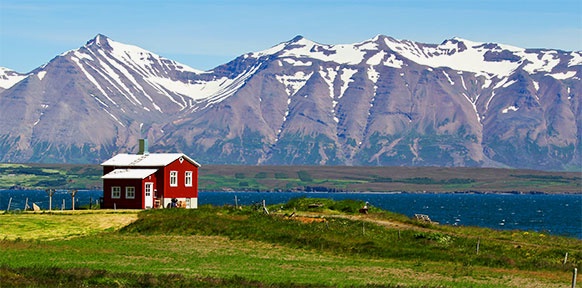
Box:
<box><xmin>287</xmin><ymin>216</ymin><xmax>328</xmax><ymax>224</ymax></box>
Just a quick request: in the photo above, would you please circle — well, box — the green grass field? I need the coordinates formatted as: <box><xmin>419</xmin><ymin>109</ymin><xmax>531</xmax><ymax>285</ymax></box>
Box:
<box><xmin>1</xmin><ymin>199</ymin><xmax>580</xmax><ymax>287</ymax></box>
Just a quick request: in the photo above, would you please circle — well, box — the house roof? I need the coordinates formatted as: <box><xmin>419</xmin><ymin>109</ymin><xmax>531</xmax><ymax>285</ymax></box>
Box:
<box><xmin>101</xmin><ymin>153</ymin><xmax>201</xmax><ymax>167</ymax></box>
<box><xmin>101</xmin><ymin>169</ymin><xmax>158</xmax><ymax>179</ymax></box>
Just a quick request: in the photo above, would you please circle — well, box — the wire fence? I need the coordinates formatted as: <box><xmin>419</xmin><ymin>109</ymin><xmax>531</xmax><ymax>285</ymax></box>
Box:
<box><xmin>0</xmin><ymin>190</ymin><xmax>103</xmax><ymax>211</ymax></box>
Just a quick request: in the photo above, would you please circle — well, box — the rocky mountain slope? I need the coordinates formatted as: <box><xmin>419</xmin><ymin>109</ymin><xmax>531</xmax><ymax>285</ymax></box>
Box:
<box><xmin>0</xmin><ymin>34</ymin><xmax>580</xmax><ymax>170</ymax></box>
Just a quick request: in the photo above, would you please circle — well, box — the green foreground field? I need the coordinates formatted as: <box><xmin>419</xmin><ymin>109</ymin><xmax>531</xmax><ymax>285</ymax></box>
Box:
<box><xmin>1</xmin><ymin>198</ymin><xmax>580</xmax><ymax>287</ymax></box>
<box><xmin>1</xmin><ymin>163</ymin><xmax>580</xmax><ymax>193</ymax></box>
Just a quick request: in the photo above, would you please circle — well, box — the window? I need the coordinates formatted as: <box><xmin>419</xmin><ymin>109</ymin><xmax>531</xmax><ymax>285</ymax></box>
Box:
<box><xmin>126</xmin><ymin>186</ymin><xmax>135</xmax><ymax>199</ymax></box>
<box><xmin>185</xmin><ymin>171</ymin><xmax>192</xmax><ymax>187</ymax></box>
<box><xmin>170</xmin><ymin>171</ymin><xmax>178</xmax><ymax>187</ymax></box>
<box><xmin>111</xmin><ymin>186</ymin><xmax>121</xmax><ymax>199</ymax></box>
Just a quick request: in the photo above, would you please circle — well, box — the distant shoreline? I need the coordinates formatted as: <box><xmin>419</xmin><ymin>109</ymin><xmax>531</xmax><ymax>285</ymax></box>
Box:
<box><xmin>1</xmin><ymin>163</ymin><xmax>580</xmax><ymax>194</ymax></box>
<box><xmin>3</xmin><ymin>188</ymin><xmax>581</xmax><ymax>196</ymax></box>
<box><xmin>197</xmin><ymin>190</ymin><xmax>581</xmax><ymax>195</ymax></box>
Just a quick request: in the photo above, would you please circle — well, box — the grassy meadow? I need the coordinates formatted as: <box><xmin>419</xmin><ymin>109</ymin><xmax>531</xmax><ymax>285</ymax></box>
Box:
<box><xmin>1</xmin><ymin>198</ymin><xmax>580</xmax><ymax>287</ymax></box>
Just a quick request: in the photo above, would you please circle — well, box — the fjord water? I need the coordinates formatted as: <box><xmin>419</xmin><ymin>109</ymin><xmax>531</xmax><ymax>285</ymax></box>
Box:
<box><xmin>1</xmin><ymin>190</ymin><xmax>580</xmax><ymax>238</ymax></box>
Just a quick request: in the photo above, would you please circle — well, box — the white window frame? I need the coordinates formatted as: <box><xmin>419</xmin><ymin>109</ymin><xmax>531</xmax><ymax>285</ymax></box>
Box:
<box><xmin>125</xmin><ymin>186</ymin><xmax>135</xmax><ymax>199</ymax></box>
<box><xmin>145</xmin><ymin>182</ymin><xmax>153</xmax><ymax>198</ymax></box>
<box><xmin>170</xmin><ymin>171</ymin><xmax>178</xmax><ymax>187</ymax></box>
<box><xmin>185</xmin><ymin>171</ymin><xmax>193</xmax><ymax>187</ymax></box>
<box><xmin>111</xmin><ymin>186</ymin><xmax>121</xmax><ymax>199</ymax></box>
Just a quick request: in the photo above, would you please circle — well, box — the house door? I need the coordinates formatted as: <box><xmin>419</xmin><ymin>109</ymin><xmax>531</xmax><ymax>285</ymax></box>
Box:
<box><xmin>144</xmin><ymin>182</ymin><xmax>153</xmax><ymax>209</ymax></box>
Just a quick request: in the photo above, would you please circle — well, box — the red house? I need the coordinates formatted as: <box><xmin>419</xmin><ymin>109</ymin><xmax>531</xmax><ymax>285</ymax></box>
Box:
<box><xmin>101</xmin><ymin>139</ymin><xmax>201</xmax><ymax>209</ymax></box>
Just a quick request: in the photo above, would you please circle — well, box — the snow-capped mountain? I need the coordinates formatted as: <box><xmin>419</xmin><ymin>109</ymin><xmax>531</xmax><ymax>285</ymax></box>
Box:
<box><xmin>0</xmin><ymin>34</ymin><xmax>580</xmax><ymax>170</ymax></box>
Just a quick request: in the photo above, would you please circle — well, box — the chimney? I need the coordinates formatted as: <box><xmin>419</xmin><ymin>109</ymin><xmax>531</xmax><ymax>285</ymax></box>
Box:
<box><xmin>138</xmin><ymin>139</ymin><xmax>149</xmax><ymax>155</ymax></box>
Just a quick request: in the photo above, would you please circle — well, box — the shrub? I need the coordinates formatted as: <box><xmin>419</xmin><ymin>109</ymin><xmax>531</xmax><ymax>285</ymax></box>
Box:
<box><xmin>274</xmin><ymin>173</ymin><xmax>288</xmax><ymax>179</ymax></box>
<box><xmin>254</xmin><ymin>172</ymin><xmax>267</xmax><ymax>179</ymax></box>
<box><xmin>297</xmin><ymin>171</ymin><xmax>313</xmax><ymax>182</ymax></box>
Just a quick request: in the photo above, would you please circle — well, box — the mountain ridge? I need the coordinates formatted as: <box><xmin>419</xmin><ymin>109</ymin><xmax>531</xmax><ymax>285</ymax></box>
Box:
<box><xmin>0</xmin><ymin>34</ymin><xmax>579</xmax><ymax>170</ymax></box>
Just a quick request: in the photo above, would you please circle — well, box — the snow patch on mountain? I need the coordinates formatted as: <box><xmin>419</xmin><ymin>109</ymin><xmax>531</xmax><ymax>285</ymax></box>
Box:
<box><xmin>502</xmin><ymin>106</ymin><xmax>519</xmax><ymax>113</ymax></box>
<box><xmin>366</xmin><ymin>51</ymin><xmax>387</xmax><ymax>66</ymax></box>
<box><xmin>203</xmin><ymin>64</ymin><xmax>263</xmax><ymax>107</ymax></box>
<box><xmin>367</xmin><ymin>67</ymin><xmax>379</xmax><ymax>84</ymax></box>
<box><xmin>70</xmin><ymin>53</ymin><xmax>117</xmax><ymax>106</ymax></box>
<box><xmin>339</xmin><ymin>68</ymin><xmax>357</xmax><ymax>98</ymax></box>
<box><xmin>384</xmin><ymin>38</ymin><xmax>519</xmax><ymax>77</ymax></box>
<box><xmin>384</xmin><ymin>54</ymin><xmax>403</xmax><ymax>68</ymax></box>
<box><xmin>462</xmin><ymin>92</ymin><xmax>481</xmax><ymax>124</ymax></box>
<box><xmin>97</xmin><ymin>49</ymin><xmax>146</xmax><ymax>106</ymax></box>
<box><xmin>319</xmin><ymin>67</ymin><xmax>337</xmax><ymax>99</ymax></box>
<box><xmin>0</xmin><ymin>67</ymin><xmax>26</xmax><ymax>89</ymax></box>
<box><xmin>282</xmin><ymin>58</ymin><xmax>312</xmax><ymax>66</ymax></box>
<box><xmin>547</xmin><ymin>71</ymin><xmax>577</xmax><ymax>80</ymax></box>
<box><xmin>502</xmin><ymin>80</ymin><xmax>517</xmax><ymax>88</ymax></box>
<box><xmin>568</xmin><ymin>52</ymin><xmax>582</xmax><ymax>66</ymax></box>
<box><xmin>276</xmin><ymin>71</ymin><xmax>313</xmax><ymax>96</ymax></box>
<box><xmin>460</xmin><ymin>74</ymin><xmax>467</xmax><ymax>90</ymax></box>
<box><xmin>381</xmin><ymin>37</ymin><xmax>581</xmax><ymax>80</ymax></box>
<box><xmin>253</xmin><ymin>36</ymin><xmax>367</xmax><ymax>65</ymax></box>
<box><xmin>37</xmin><ymin>71</ymin><xmax>47</xmax><ymax>80</ymax></box>
<box><xmin>520</xmin><ymin>50</ymin><xmax>562</xmax><ymax>74</ymax></box>
<box><xmin>106</xmin><ymin>37</ymin><xmax>203</xmax><ymax>75</ymax></box>
<box><xmin>71</xmin><ymin>35</ymin><xmax>270</xmax><ymax>110</ymax></box>
<box><xmin>443</xmin><ymin>71</ymin><xmax>454</xmax><ymax>85</ymax></box>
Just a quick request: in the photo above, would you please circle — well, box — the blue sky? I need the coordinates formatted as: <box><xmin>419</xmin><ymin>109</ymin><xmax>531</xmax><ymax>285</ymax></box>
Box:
<box><xmin>1</xmin><ymin>0</ymin><xmax>581</xmax><ymax>73</ymax></box>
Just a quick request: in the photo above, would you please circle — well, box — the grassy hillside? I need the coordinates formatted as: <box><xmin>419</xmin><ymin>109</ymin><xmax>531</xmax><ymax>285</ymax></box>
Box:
<box><xmin>0</xmin><ymin>163</ymin><xmax>580</xmax><ymax>193</ymax></box>
<box><xmin>0</xmin><ymin>199</ymin><xmax>580</xmax><ymax>287</ymax></box>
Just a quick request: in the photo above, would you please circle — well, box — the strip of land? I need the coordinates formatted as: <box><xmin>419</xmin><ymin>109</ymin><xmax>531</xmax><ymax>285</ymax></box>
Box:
<box><xmin>1</xmin><ymin>163</ymin><xmax>579</xmax><ymax>193</ymax></box>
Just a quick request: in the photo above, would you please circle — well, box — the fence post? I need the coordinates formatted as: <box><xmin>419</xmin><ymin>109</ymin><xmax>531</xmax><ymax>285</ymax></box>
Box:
<box><xmin>45</xmin><ymin>189</ymin><xmax>55</xmax><ymax>211</ymax></box>
<box><xmin>70</xmin><ymin>189</ymin><xmax>78</xmax><ymax>210</ymax></box>
<box><xmin>564</xmin><ymin>252</ymin><xmax>569</xmax><ymax>265</ymax></box>
<box><xmin>476</xmin><ymin>237</ymin><xmax>480</xmax><ymax>255</ymax></box>
<box><xmin>262</xmin><ymin>200</ymin><xmax>269</xmax><ymax>214</ymax></box>
<box><xmin>572</xmin><ymin>268</ymin><xmax>577</xmax><ymax>288</ymax></box>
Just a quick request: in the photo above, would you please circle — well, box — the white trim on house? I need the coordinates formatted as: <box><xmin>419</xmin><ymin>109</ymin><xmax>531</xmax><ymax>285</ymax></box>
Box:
<box><xmin>170</xmin><ymin>171</ymin><xmax>178</xmax><ymax>187</ymax></box>
<box><xmin>102</xmin><ymin>169</ymin><xmax>158</xmax><ymax>179</ymax></box>
<box><xmin>185</xmin><ymin>171</ymin><xmax>193</xmax><ymax>187</ymax></box>
<box><xmin>100</xmin><ymin>153</ymin><xmax>201</xmax><ymax>167</ymax></box>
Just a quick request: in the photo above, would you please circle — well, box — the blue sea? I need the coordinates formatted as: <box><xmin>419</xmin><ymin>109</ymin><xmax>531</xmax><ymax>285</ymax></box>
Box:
<box><xmin>1</xmin><ymin>190</ymin><xmax>581</xmax><ymax>238</ymax></box>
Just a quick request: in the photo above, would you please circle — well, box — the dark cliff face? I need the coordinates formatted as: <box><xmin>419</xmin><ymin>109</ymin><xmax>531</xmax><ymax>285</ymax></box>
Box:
<box><xmin>0</xmin><ymin>35</ymin><xmax>580</xmax><ymax>170</ymax></box>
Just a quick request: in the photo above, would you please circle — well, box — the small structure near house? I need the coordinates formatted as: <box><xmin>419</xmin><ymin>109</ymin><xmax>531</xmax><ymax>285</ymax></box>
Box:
<box><xmin>101</xmin><ymin>139</ymin><xmax>201</xmax><ymax>209</ymax></box>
